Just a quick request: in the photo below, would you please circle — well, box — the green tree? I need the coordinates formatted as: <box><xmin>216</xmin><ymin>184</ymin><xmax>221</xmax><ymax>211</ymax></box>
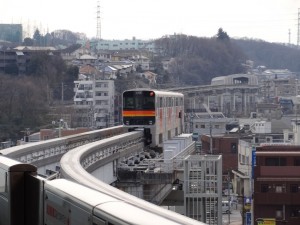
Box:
<box><xmin>23</xmin><ymin>37</ymin><xmax>34</xmax><ymax>46</ymax></box>
<box><xmin>65</xmin><ymin>65</ymin><xmax>79</xmax><ymax>82</ymax></box>
<box><xmin>217</xmin><ymin>28</ymin><xmax>230</xmax><ymax>41</ymax></box>
<box><xmin>33</xmin><ymin>29</ymin><xmax>42</xmax><ymax>46</ymax></box>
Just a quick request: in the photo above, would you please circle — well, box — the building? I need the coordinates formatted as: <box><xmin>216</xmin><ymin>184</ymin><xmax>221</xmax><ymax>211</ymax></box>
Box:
<box><xmin>0</xmin><ymin>46</ymin><xmax>59</xmax><ymax>74</ymax></box>
<box><xmin>232</xmin><ymin>118</ymin><xmax>293</xmax><ymax>195</ymax></box>
<box><xmin>254</xmin><ymin>145</ymin><xmax>300</xmax><ymax>225</ymax></box>
<box><xmin>229</xmin><ymin>117</ymin><xmax>298</xmax><ymax>224</ymax></box>
<box><xmin>95</xmin><ymin>37</ymin><xmax>155</xmax><ymax>52</ymax></box>
<box><xmin>73</xmin><ymin>75</ymin><xmax>115</xmax><ymax>128</ymax></box>
<box><xmin>0</xmin><ymin>24</ymin><xmax>22</xmax><ymax>43</ymax></box>
<box><xmin>187</xmin><ymin>112</ymin><xmax>234</xmax><ymax>137</ymax></box>
<box><xmin>259</xmin><ymin>76</ymin><xmax>299</xmax><ymax>103</ymax></box>
<box><xmin>184</xmin><ymin>155</ymin><xmax>223</xmax><ymax>225</ymax></box>
<box><xmin>201</xmin><ymin>134</ymin><xmax>238</xmax><ymax>175</ymax></box>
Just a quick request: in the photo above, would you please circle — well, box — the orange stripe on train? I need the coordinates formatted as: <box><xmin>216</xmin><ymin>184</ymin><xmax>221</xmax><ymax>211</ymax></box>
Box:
<box><xmin>123</xmin><ymin>110</ymin><xmax>155</xmax><ymax>116</ymax></box>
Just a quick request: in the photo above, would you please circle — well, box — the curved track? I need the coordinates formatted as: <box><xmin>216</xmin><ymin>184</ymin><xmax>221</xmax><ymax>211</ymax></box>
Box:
<box><xmin>0</xmin><ymin>126</ymin><xmax>205</xmax><ymax>224</ymax></box>
<box><xmin>60</xmin><ymin>131</ymin><xmax>205</xmax><ymax>225</ymax></box>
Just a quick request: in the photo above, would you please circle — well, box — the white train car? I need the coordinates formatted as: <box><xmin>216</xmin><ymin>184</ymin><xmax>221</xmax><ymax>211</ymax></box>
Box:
<box><xmin>122</xmin><ymin>89</ymin><xmax>184</xmax><ymax>147</ymax></box>
<box><xmin>44</xmin><ymin>179</ymin><xmax>187</xmax><ymax>225</ymax></box>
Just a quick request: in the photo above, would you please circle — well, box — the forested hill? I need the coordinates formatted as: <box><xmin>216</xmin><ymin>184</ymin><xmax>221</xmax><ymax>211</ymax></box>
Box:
<box><xmin>154</xmin><ymin>33</ymin><xmax>300</xmax><ymax>86</ymax></box>
<box><xmin>154</xmin><ymin>33</ymin><xmax>247</xmax><ymax>85</ymax></box>
<box><xmin>232</xmin><ymin>39</ymin><xmax>300</xmax><ymax>72</ymax></box>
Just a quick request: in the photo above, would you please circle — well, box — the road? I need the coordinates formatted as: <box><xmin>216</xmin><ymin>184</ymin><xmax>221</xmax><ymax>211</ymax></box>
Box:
<box><xmin>222</xmin><ymin>203</ymin><xmax>242</xmax><ymax>225</ymax></box>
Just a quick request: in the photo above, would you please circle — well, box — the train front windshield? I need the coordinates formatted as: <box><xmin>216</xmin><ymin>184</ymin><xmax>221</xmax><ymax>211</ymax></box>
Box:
<box><xmin>123</xmin><ymin>91</ymin><xmax>156</xmax><ymax>125</ymax></box>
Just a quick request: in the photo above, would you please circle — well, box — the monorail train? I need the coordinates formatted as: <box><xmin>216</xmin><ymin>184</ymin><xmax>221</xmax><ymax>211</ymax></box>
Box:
<box><xmin>122</xmin><ymin>89</ymin><xmax>184</xmax><ymax>147</ymax></box>
<box><xmin>44</xmin><ymin>179</ymin><xmax>188</xmax><ymax>225</ymax></box>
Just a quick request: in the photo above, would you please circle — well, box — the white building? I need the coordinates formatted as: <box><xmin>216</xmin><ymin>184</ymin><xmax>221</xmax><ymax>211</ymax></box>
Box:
<box><xmin>232</xmin><ymin>140</ymin><xmax>253</xmax><ymax>199</ymax></box>
<box><xmin>96</xmin><ymin>37</ymin><xmax>155</xmax><ymax>52</ymax></box>
<box><xmin>74</xmin><ymin>76</ymin><xmax>115</xmax><ymax>128</ymax></box>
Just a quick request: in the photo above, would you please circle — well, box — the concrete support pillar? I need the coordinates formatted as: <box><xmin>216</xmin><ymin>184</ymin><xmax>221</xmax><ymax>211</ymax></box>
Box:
<box><xmin>220</xmin><ymin>94</ymin><xmax>224</xmax><ymax>112</ymax></box>
<box><xmin>208</xmin><ymin>95</ymin><xmax>210</xmax><ymax>109</ymax></box>
<box><xmin>243</xmin><ymin>91</ymin><xmax>248</xmax><ymax>117</ymax></box>
<box><xmin>230</xmin><ymin>91</ymin><xmax>236</xmax><ymax>117</ymax></box>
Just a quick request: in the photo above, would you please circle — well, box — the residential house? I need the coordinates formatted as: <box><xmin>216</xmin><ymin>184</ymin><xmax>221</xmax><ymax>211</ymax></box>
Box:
<box><xmin>141</xmin><ymin>71</ymin><xmax>157</xmax><ymax>85</ymax></box>
<box><xmin>79</xmin><ymin>54</ymin><xmax>97</xmax><ymax>65</ymax></box>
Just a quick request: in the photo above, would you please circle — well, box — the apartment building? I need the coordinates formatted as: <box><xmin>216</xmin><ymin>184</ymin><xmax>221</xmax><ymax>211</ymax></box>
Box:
<box><xmin>0</xmin><ymin>46</ymin><xmax>59</xmax><ymax>74</ymax></box>
<box><xmin>73</xmin><ymin>76</ymin><xmax>115</xmax><ymax>128</ymax></box>
<box><xmin>254</xmin><ymin>145</ymin><xmax>300</xmax><ymax>225</ymax></box>
<box><xmin>95</xmin><ymin>37</ymin><xmax>155</xmax><ymax>52</ymax></box>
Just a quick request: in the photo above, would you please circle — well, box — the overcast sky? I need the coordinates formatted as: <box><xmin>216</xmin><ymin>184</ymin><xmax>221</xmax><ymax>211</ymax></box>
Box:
<box><xmin>1</xmin><ymin>0</ymin><xmax>299</xmax><ymax>44</ymax></box>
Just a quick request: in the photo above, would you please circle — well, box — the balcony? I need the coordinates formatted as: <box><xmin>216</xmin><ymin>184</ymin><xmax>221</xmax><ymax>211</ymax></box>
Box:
<box><xmin>255</xmin><ymin>192</ymin><xmax>300</xmax><ymax>205</ymax></box>
<box><xmin>258</xmin><ymin>166</ymin><xmax>300</xmax><ymax>177</ymax></box>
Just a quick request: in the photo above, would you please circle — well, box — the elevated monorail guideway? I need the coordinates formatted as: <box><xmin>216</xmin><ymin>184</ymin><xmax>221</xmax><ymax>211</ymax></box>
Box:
<box><xmin>0</xmin><ymin>155</ymin><xmax>205</xmax><ymax>225</ymax></box>
<box><xmin>0</xmin><ymin>87</ymin><xmax>207</xmax><ymax>224</ymax></box>
<box><xmin>0</xmin><ymin>126</ymin><xmax>126</xmax><ymax>175</ymax></box>
<box><xmin>0</xmin><ymin>129</ymin><xmax>205</xmax><ymax>225</ymax></box>
<box><xmin>60</xmin><ymin>131</ymin><xmax>204</xmax><ymax>225</ymax></box>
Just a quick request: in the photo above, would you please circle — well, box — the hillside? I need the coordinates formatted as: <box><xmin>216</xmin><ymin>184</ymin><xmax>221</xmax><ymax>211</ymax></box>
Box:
<box><xmin>232</xmin><ymin>39</ymin><xmax>300</xmax><ymax>72</ymax></box>
<box><xmin>154</xmin><ymin>34</ymin><xmax>300</xmax><ymax>87</ymax></box>
<box><xmin>154</xmin><ymin>33</ymin><xmax>247</xmax><ymax>86</ymax></box>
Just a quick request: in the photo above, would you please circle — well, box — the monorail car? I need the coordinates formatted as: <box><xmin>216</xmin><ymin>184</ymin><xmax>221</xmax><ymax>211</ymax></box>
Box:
<box><xmin>44</xmin><ymin>179</ymin><xmax>185</xmax><ymax>225</ymax></box>
<box><xmin>122</xmin><ymin>89</ymin><xmax>184</xmax><ymax>147</ymax></box>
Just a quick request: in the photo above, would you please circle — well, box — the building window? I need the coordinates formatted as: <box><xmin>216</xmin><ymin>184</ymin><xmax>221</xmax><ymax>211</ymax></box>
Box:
<box><xmin>242</xmin><ymin>155</ymin><xmax>245</xmax><ymax>164</ymax></box>
<box><xmin>275</xmin><ymin>185</ymin><xmax>283</xmax><ymax>193</ymax></box>
<box><xmin>276</xmin><ymin>209</ymin><xmax>283</xmax><ymax>219</ymax></box>
<box><xmin>265</xmin><ymin>157</ymin><xmax>286</xmax><ymax>166</ymax></box>
<box><xmin>261</xmin><ymin>184</ymin><xmax>269</xmax><ymax>193</ymax></box>
<box><xmin>291</xmin><ymin>184</ymin><xmax>299</xmax><ymax>193</ymax></box>
<box><xmin>231</xmin><ymin>143</ymin><xmax>237</xmax><ymax>153</ymax></box>
<box><xmin>294</xmin><ymin>158</ymin><xmax>300</xmax><ymax>166</ymax></box>
<box><xmin>291</xmin><ymin>208</ymin><xmax>300</xmax><ymax>217</ymax></box>
<box><xmin>200</xmin><ymin>124</ymin><xmax>205</xmax><ymax>128</ymax></box>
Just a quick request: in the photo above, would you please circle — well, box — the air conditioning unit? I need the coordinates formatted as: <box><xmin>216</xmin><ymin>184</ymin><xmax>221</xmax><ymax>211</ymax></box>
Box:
<box><xmin>266</xmin><ymin>136</ymin><xmax>273</xmax><ymax>143</ymax></box>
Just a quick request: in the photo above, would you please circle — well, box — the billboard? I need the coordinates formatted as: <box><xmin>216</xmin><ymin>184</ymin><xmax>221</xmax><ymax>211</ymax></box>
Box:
<box><xmin>256</xmin><ymin>218</ymin><xmax>276</xmax><ymax>225</ymax></box>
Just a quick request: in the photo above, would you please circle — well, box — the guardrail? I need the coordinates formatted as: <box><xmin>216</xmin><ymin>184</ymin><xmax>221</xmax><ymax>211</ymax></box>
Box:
<box><xmin>0</xmin><ymin>126</ymin><xmax>126</xmax><ymax>169</ymax></box>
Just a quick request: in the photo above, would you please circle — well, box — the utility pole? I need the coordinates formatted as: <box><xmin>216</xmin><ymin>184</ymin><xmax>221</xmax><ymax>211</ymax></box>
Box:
<box><xmin>210</xmin><ymin>121</ymin><xmax>213</xmax><ymax>154</ymax></box>
<box><xmin>289</xmin><ymin>29</ymin><xmax>291</xmax><ymax>46</ymax></box>
<box><xmin>58</xmin><ymin>119</ymin><xmax>63</xmax><ymax>137</ymax></box>
<box><xmin>228</xmin><ymin>170</ymin><xmax>231</xmax><ymax>224</ymax></box>
<box><xmin>61</xmin><ymin>82</ymin><xmax>64</xmax><ymax>104</ymax></box>
<box><xmin>189</xmin><ymin>113</ymin><xmax>194</xmax><ymax>133</ymax></box>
